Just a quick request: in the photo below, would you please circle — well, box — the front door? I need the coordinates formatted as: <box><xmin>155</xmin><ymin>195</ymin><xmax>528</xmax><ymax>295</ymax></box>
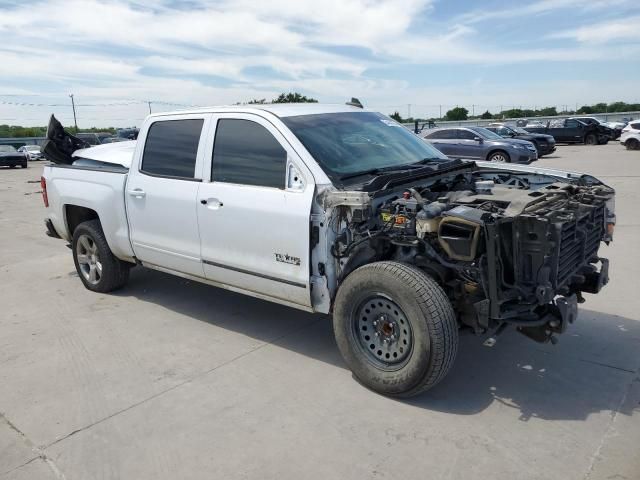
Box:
<box><xmin>126</xmin><ymin>115</ymin><xmax>209</xmax><ymax>277</ymax></box>
<box><xmin>196</xmin><ymin>114</ymin><xmax>314</xmax><ymax>307</ymax></box>
<box><xmin>455</xmin><ymin>129</ymin><xmax>485</xmax><ymax>159</ymax></box>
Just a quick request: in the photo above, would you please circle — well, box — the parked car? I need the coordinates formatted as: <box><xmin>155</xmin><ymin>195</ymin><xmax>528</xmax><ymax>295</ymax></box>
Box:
<box><xmin>524</xmin><ymin>118</ymin><xmax>609</xmax><ymax>145</ymax></box>
<box><xmin>0</xmin><ymin>145</ymin><xmax>28</xmax><ymax>168</ymax></box>
<box><xmin>485</xmin><ymin>124</ymin><xmax>556</xmax><ymax>157</ymax></box>
<box><xmin>571</xmin><ymin>116</ymin><xmax>619</xmax><ymax>140</ymax></box>
<box><xmin>18</xmin><ymin>145</ymin><xmax>44</xmax><ymax>160</ymax></box>
<box><xmin>100</xmin><ymin>136</ymin><xmax>129</xmax><ymax>143</ymax></box>
<box><xmin>420</xmin><ymin>126</ymin><xmax>538</xmax><ymax>163</ymax></box>
<box><xmin>41</xmin><ymin>108</ymin><xmax>615</xmax><ymax>397</ymax></box>
<box><xmin>116</xmin><ymin>127</ymin><xmax>139</xmax><ymax>140</ymax></box>
<box><xmin>620</xmin><ymin>120</ymin><xmax>640</xmax><ymax>150</ymax></box>
<box><xmin>74</xmin><ymin>132</ymin><xmax>114</xmax><ymax>146</ymax></box>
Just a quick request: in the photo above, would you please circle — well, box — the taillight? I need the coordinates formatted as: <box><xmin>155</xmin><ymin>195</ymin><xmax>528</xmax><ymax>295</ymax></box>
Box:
<box><xmin>41</xmin><ymin>176</ymin><xmax>49</xmax><ymax>207</ymax></box>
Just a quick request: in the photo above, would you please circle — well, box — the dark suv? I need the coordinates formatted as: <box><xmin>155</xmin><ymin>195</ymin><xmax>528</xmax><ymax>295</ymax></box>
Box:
<box><xmin>420</xmin><ymin>126</ymin><xmax>538</xmax><ymax>164</ymax></box>
<box><xmin>485</xmin><ymin>124</ymin><xmax>556</xmax><ymax>157</ymax></box>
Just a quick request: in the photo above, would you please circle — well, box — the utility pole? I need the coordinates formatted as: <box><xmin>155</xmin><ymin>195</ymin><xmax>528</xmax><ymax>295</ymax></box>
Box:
<box><xmin>439</xmin><ymin>105</ymin><xmax>442</xmax><ymax>119</ymax></box>
<box><xmin>69</xmin><ymin>94</ymin><xmax>78</xmax><ymax>132</ymax></box>
<box><xmin>472</xmin><ymin>104</ymin><xmax>475</xmax><ymax>117</ymax></box>
<box><xmin>407</xmin><ymin>104</ymin><xmax>411</xmax><ymax>119</ymax></box>
<box><xmin>148</xmin><ymin>101</ymin><xmax>152</xmax><ymax>114</ymax></box>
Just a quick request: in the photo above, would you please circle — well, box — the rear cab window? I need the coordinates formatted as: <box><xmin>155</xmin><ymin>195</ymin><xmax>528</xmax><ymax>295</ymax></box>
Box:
<box><xmin>141</xmin><ymin>119</ymin><xmax>204</xmax><ymax>180</ymax></box>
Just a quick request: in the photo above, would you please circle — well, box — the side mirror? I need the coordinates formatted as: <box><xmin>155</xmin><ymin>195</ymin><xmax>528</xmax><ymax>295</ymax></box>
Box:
<box><xmin>474</xmin><ymin>136</ymin><xmax>483</xmax><ymax>143</ymax></box>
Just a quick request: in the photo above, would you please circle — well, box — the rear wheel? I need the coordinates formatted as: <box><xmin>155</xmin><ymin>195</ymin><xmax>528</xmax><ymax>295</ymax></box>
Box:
<box><xmin>584</xmin><ymin>133</ymin><xmax>597</xmax><ymax>145</ymax></box>
<box><xmin>333</xmin><ymin>261</ymin><xmax>458</xmax><ymax>397</ymax></box>
<box><xmin>626</xmin><ymin>138</ymin><xmax>640</xmax><ymax>150</ymax></box>
<box><xmin>488</xmin><ymin>150</ymin><xmax>510</xmax><ymax>163</ymax></box>
<box><xmin>72</xmin><ymin>220</ymin><xmax>130</xmax><ymax>293</ymax></box>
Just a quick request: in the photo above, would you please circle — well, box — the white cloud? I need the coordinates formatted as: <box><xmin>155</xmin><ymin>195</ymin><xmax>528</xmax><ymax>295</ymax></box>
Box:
<box><xmin>549</xmin><ymin>16</ymin><xmax>640</xmax><ymax>43</ymax></box>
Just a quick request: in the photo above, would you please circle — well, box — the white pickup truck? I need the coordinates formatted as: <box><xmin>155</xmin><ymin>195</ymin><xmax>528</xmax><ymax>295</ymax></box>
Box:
<box><xmin>41</xmin><ymin>104</ymin><xmax>615</xmax><ymax>397</ymax></box>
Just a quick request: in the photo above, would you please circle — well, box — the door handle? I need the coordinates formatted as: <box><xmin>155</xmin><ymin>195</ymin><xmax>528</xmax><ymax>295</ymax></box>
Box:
<box><xmin>201</xmin><ymin>198</ymin><xmax>223</xmax><ymax>209</ymax></box>
<box><xmin>128</xmin><ymin>189</ymin><xmax>146</xmax><ymax>198</ymax></box>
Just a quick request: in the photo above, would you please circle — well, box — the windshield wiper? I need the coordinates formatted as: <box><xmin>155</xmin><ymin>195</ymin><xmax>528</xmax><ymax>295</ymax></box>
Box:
<box><xmin>338</xmin><ymin>164</ymin><xmax>419</xmax><ymax>181</ymax></box>
<box><xmin>338</xmin><ymin>158</ymin><xmax>446</xmax><ymax>181</ymax></box>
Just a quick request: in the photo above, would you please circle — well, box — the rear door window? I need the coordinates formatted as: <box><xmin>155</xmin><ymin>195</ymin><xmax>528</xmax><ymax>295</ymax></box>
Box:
<box><xmin>212</xmin><ymin>119</ymin><xmax>287</xmax><ymax>189</ymax></box>
<box><xmin>141</xmin><ymin>119</ymin><xmax>204</xmax><ymax>179</ymax></box>
<box><xmin>426</xmin><ymin>129</ymin><xmax>456</xmax><ymax>139</ymax></box>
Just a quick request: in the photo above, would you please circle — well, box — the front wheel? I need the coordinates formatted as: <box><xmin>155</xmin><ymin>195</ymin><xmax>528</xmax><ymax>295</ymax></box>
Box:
<box><xmin>333</xmin><ymin>261</ymin><xmax>459</xmax><ymax>397</ymax></box>
<box><xmin>584</xmin><ymin>133</ymin><xmax>597</xmax><ymax>145</ymax></box>
<box><xmin>488</xmin><ymin>150</ymin><xmax>510</xmax><ymax>163</ymax></box>
<box><xmin>72</xmin><ymin>219</ymin><xmax>130</xmax><ymax>293</ymax></box>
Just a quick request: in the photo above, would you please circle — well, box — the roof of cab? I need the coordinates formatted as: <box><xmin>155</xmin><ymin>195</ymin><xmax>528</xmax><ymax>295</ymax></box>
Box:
<box><xmin>147</xmin><ymin>103</ymin><xmax>366</xmax><ymax>119</ymax></box>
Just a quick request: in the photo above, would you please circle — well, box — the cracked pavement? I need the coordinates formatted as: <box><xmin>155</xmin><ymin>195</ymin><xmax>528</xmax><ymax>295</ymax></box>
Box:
<box><xmin>1</xmin><ymin>143</ymin><xmax>639</xmax><ymax>480</ymax></box>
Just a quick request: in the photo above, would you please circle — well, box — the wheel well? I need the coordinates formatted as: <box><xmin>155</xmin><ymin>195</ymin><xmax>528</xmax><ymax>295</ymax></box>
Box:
<box><xmin>65</xmin><ymin>205</ymin><xmax>99</xmax><ymax>236</ymax></box>
<box><xmin>486</xmin><ymin>149</ymin><xmax>509</xmax><ymax>161</ymax></box>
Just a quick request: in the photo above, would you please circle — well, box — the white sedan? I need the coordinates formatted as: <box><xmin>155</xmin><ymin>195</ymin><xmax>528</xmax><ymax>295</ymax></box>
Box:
<box><xmin>18</xmin><ymin>145</ymin><xmax>44</xmax><ymax>160</ymax></box>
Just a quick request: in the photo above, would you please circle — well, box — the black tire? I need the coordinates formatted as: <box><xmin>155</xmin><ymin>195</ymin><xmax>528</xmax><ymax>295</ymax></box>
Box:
<box><xmin>21</xmin><ymin>163</ymin><xmax>28</xmax><ymax>169</ymax></box>
<box><xmin>72</xmin><ymin>219</ymin><xmax>130</xmax><ymax>293</ymax></box>
<box><xmin>9</xmin><ymin>164</ymin><xmax>16</xmax><ymax>169</ymax></box>
<box><xmin>487</xmin><ymin>150</ymin><xmax>510</xmax><ymax>163</ymax></box>
<box><xmin>333</xmin><ymin>261</ymin><xmax>458</xmax><ymax>397</ymax></box>
<box><xmin>584</xmin><ymin>133</ymin><xmax>597</xmax><ymax>145</ymax></box>
<box><xmin>625</xmin><ymin>139</ymin><xmax>639</xmax><ymax>150</ymax></box>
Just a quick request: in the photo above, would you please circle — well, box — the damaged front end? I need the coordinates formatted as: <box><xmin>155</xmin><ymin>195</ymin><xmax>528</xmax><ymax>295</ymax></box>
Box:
<box><xmin>321</xmin><ymin>164</ymin><xmax>615</xmax><ymax>345</ymax></box>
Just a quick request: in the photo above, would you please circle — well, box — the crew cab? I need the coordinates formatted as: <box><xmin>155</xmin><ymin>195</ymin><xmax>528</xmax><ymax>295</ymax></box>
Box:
<box><xmin>524</xmin><ymin>118</ymin><xmax>609</xmax><ymax>145</ymax></box>
<box><xmin>41</xmin><ymin>105</ymin><xmax>615</xmax><ymax>397</ymax></box>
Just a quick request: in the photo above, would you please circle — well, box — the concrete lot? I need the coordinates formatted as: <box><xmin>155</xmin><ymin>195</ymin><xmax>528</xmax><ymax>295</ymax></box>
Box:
<box><xmin>1</xmin><ymin>143</ymin><xmax>639</xmax><ymax>480</ymax></box>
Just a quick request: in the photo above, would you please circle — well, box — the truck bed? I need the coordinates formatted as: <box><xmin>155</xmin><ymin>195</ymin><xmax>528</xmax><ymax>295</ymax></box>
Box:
<box><xmin>43</xmin><ymin>163</ymin><xmax>135</xmax><ymax>261</ymax></box>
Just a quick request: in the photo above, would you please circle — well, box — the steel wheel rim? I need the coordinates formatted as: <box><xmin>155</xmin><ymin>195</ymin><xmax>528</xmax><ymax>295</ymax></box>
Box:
<box><xmin>76</xmin><ymin>234</ymin><xmax>102</xmax><ymax>285</ymax></box>
<box><xmin>353</xmin><ymin>294</ymin><xmax>413</xmax><ymax>371</ymax></box>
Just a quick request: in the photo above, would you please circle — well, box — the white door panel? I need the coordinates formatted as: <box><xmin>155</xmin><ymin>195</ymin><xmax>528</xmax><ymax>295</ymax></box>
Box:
<box><xmin>197</xmin><ymin>113</ymin><xmax>314</xmax><ymax>307</ymax></box>
<box><xmin>198</xmin><ymin>182</ymin><xmax>312</xmax><ymax>305</ymax></box>
<box><xmin>127</xmin><ymin>175</ymin><xmax>203</xmax><ymax>276</ymax></box>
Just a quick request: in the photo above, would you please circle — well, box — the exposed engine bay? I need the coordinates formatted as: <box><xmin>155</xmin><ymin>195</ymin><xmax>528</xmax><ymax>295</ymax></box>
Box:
<box><xmin>318</xmin><ymin>163</ymin><xmax>615</xmax><ymax>344</ymax></box>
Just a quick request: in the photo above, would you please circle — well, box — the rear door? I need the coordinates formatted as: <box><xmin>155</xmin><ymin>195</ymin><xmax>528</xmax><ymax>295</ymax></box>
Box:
<box><xmin>423</xmin><ymin>129</ymin><xmax>457</xmax><ymax>156</ymax></box>
<box><xmin>196</xmin><ymin>113</ymin><xmax>314</xmax><ymax>307</ymax></box>
<box><xmin>126</xmin><ymin>115</ymin><xmax>209</xmax><ymax>277</ymax></box>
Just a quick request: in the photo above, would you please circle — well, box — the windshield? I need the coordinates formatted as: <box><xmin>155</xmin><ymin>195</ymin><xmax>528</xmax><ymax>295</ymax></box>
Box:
<box><xmin>0</xmin><ymin>145</ymin><xmax>17</xmax><ymax>152</ymax></box>
<box><xmin>25</xmin><ymin>145</ymin><xmax>40</xmax><ymax>151</ymax></box>
<box><xmin>469</xmin><ymin>127</ymin><xmax>503</xmax><ymax>140</ymax></box>
<box><xmin>512</xmin><ymin>126</ymin><xmax>530</xmax><ymax>134</ymax></box>
<box><xmin>282</xmin><ymin>112</ymin><xmax>450</xmax><ymax>180</ymax></box>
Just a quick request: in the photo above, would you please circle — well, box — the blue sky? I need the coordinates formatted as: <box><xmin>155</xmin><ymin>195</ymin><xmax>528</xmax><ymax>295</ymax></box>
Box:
<box><xmin>0</xmin><ymin>0</ymin><xmax>639</xmax><ymax>126</ymax></box>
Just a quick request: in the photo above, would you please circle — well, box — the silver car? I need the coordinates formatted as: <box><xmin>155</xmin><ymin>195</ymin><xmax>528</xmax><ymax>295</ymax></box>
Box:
<box><xmin>421</xmin><ymin>126</ymin><xmax>538</xmax><ymax>164</ymax></box>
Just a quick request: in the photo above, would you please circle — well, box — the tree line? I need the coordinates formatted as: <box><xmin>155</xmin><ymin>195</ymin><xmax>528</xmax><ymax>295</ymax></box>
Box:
<box><xmin>390</xmin><ymin>101</ymin><xmax>640</xmax><ymax>124</ymax></box>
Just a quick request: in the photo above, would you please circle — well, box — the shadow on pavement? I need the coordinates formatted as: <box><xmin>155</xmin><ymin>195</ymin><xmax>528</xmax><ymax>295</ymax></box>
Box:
<box><xmin>117</xmin><ymin>267</ymin><xmax>640</xmax><ymax>421</ymax></box>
